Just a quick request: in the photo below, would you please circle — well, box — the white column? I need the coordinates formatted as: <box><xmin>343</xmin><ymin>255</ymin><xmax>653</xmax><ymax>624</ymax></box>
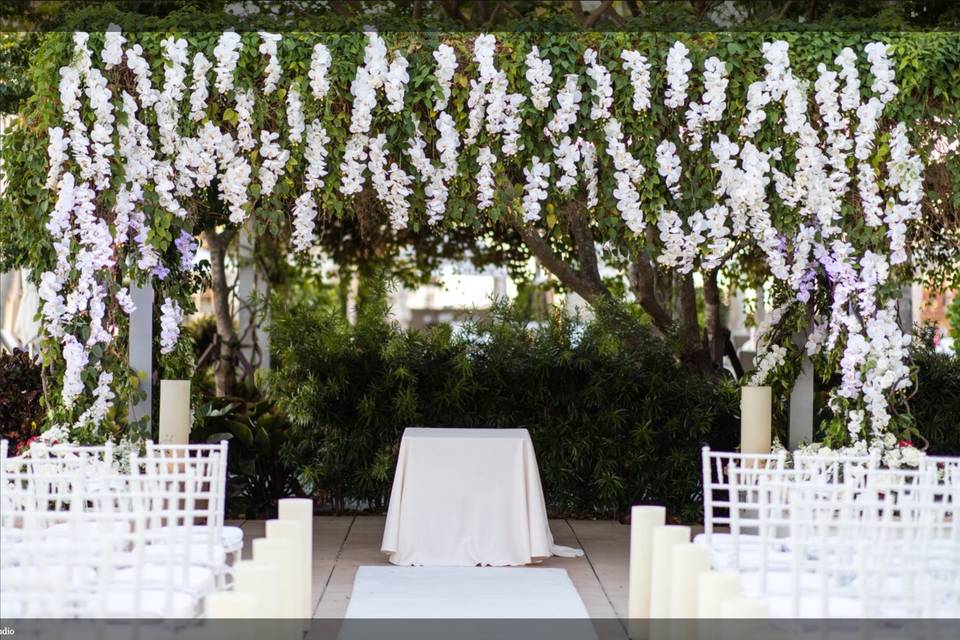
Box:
<box><xmin>789</xmin><ymin>357</ymin><xmax>814</xmax><ymax>449</ymax></box>
<box><xmin>237</xmin><ymin>223</ymin><xmax>270</xmax><ymax>375</ymax></box>
<box><xmin>128</xmin><ymin>280</ymin><xmax>153</xmax><ymax>438</ymax></box>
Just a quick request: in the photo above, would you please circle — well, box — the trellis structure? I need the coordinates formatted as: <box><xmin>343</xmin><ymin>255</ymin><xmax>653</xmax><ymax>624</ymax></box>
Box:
<box><xmin>3</xmin><ymin>23</ymin><xmax>955</xmax><ymax>454</ymax></box>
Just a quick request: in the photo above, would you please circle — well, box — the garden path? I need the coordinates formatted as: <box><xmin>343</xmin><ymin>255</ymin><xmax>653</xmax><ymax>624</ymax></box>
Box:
<box><xmin>233</xmin><ymin>516</ymin><xmax>636</xmax><ymax>620</ymax></box>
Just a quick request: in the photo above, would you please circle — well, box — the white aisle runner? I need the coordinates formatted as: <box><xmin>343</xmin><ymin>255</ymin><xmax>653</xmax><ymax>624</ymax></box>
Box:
<box><xmin>345</xmin><ymin>566</ymin><xmax>590</xmax><ymax>619</ymax></box>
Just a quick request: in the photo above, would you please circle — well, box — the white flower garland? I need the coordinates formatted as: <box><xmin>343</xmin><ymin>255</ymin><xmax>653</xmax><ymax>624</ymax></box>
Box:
<box><xmin>476</xmin><ymin>146</ymin><xmax>496</xmax><ymax>210</ymax></box>
<box><xmin>620</xmin><ymin>50</ymin><xmax>651</xmax><ymax>112</ymax></box>
<box><xmin>286</xmin><ymin>84</ymin><xmax>305</xmax><ymax>144</ymax></box>
<box><xmin>521</xmin><ymin>156</ymin><xmax>550</xmax><ymax>222</ymax></box>
<box><xmin>604</xmin><ymin>118</ymin><xmax>646</xmax><ymax>233</ymax></box>
<box><xmin>258</xmin><ymin>32</ymin><xmax>283</xmax><ymax>95</ymax></box>
<box><xmin>309</xmin><ymin>43</ymin><xmax>332</xmax><ymax>100</ymax></box>
<box><xmin>655</xmin><ymin>139</ymin><xmax>682</xmax><ymax>199</ymax></box>
<box><xmin>385</xmin><ymin>51</ymin><xmax>409</xmax><ymax>113</ymax></box>
<box><xmin>189</xmin><ymin>52</ymin><xmax>212</xmax><ymax>122</ymax></box>
<box><xmin>433</xmin><ymin>43</ymin><xmax>457</xmax><ymax>110</ymax></box>
<box><xmin>664</xmin><ymin>41</ymin><xmax>692</xmax><ymax>109</ymax></box>
<box><xmin>525</xmin><ymin>46</ymin><xmax>553</xmax><ymax>112</ymax></box>
<box><xmin>159</xmin><ymin>298</ymin><xmax>184</xmax><ymax>354</ymax></box>
<box><xmin>583</xmin><ymin>49</ymin><xmax>612</xmax><ymax>120</ymax></box>
<box><xmin>213</xmin><ymin>30</ymin><xmax>243</xmax><ymax>93</ymax></box>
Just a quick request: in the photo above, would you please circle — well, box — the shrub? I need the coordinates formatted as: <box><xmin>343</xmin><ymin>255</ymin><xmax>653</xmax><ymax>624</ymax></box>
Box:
<box><xmin>190</xmin><ymin>396</ymin><xmax>296</xmax><ymax>518</ymax></box>
<box><xmin>910</xmin><ymin>326</ymin><xmax>960</xmax><ymax>455</ymax></box>
<box><xmin>0</xmin><ymin>349</ymin><xmax>44</xmax><ymax>452</ymax></box>
<box><xmin>269</xmin><ymin>295</ymin><xmax>738</xmax><ymax>522</ymax></box>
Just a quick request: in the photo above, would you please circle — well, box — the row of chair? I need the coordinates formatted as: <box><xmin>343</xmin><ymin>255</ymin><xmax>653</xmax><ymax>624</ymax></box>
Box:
<box><xmin>0</xmin><ymin>439</ymin><xmax>243</xmax><ymax>618</ymax></box>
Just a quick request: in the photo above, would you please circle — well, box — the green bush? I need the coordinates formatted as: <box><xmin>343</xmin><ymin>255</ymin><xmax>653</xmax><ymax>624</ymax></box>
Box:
<box><xmin>268</xmin><ymin>295</ymin><xmax>738</xmax><ymax>522</ymax></box>
<box><xmin>910</xmin><ymin>326</ymin><xmax>960</xmax><ymax>455</ymax></box>
<box><xmin>190</xmin><ymin>397</ymin><xmax>296</xmax><ymax>519</ymax></box>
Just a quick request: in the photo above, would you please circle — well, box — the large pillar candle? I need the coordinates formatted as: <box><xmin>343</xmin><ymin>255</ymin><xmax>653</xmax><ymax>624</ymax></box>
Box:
<box><xmin>669</xmin><ymin>544</ymin><xmax>712</xmax><ymax>618</ymax></box>
<box><xmin>159</xmin><ymin>379</ymin><xmax>191</xmax><ymax>444</ymax></box>
<box><xmin>253</xmin><ymin>536</ymin><xmax>299</xmax><ymax>619</ymax></box>
<box><xmin>696</xmin><ymin>571</ymin><xmax>742</xmax><ymax>619</ymax></box>
<box><xmin>628</xmin><ymin>506</ymin><xmax>666</xmax><ymax>639</ymax></box>
<box><xmin>648</xmin><ymin>525</ymin><xmax>691</xmax><ymax>618</ymax></box>
<box><xmin>720</xmin><ymin>597</ymin><xmax>769</xmax><ymax>618</ymax></box>
<box><xmin>740</xmin><ymin>386</ymin><xmax>772</xmax><ymax>454</ymax></box>
<box><xmin>234</xmin><ymin>559</ymin><xmax>281</xmax><ymax>618</ymax></box>
<box><xmin>205</xmin><ymin>592</ymin><xmax>257</xmax><ymax>618</ymax></box>
<box><xmin>279</xmin><ymin>498</ymin><xmax>314</xmax><ymax>620</ymax></box>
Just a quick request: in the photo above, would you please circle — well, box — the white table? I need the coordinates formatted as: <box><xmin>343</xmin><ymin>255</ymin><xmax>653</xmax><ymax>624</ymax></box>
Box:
<box><xmin>381</xmin><ymin>428</ymin><xmax>583</xmax><ymax>566</ymax></box>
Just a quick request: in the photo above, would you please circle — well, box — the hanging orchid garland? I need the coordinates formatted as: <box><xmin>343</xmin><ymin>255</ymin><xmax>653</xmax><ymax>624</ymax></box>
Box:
<box><xmin>30</xmin><ymin>28</ymin><xmax>926</xmax><ymax>455</ymax></box>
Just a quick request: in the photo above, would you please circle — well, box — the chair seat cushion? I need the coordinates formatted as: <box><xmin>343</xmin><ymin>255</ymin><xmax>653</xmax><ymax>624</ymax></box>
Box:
<box><xmin>113</xmin><ymin>564</ymin><xmax>216</xmax><ymax>597</ymax></box>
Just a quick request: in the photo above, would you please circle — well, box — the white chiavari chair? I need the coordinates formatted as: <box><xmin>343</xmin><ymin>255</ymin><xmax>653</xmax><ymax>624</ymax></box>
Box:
<box><xmin>1</xmin><ymin>457</ymin><xmax>206</xmax><ymax>618</ymax></box>
<box><xmin>698</xmin><ymin>446</ymin><xmax>788</xmax><ymax>552</ymax></box>
<box><xmin>138</xmin><ymin>441</ymin><xmax>239</xmax><ymax>584</ymax></box>
<box><xmin>792</xmin><ymin>448</ymin><xmax>880</xmax><ymax>484</ymax></box>
<box><xmin>727</xmin><ymin>466</ymin><xmax>797</xmax><ymax>588</ymax></box>
<box><xmin>921</xmin><ymin>453</ymin><xmax>960</xmax><ymax>484</ymax></box>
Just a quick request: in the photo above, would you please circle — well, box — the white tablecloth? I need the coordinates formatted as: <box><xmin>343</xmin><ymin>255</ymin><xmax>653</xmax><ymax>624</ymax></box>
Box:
<box><xmin>381</xmin><ymin>428</ymin><xmax>583</xmax><ymax>566</ymax></box>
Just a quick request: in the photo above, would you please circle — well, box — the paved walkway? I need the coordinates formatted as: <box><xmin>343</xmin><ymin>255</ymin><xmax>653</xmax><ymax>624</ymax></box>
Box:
<box><xmin>234</xmin><ymin>516</ymin><xmax>630</xmax><ymax>619</ymax></box>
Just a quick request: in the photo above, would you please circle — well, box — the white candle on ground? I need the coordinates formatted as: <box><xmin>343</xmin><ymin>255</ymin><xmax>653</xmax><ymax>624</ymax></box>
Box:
<box><xmin>279</xmin><ymin>498</ymin><xmax>314</xmax><ymax>620</ymax></box>
<box><xmin>159</xmin><ymin>379</ymin><xmax>191</xmax><ymax>444</ymax></box>
<box><xmin>669</xmin><ymin>543</ymin><xmax>712</xmax><ymax>618</ymax></box>
<box><xmin>253</xmin><ymin>536</ymin><xmax>299</xmax><ymax>619</ymax></box>
<box><xmin>205</xmin><ymin>591</ymin><xmax>256</xmax><ymax>618</ymax></box>
<box><xmin>627</xmin><ymin>505</ymin><xmax>666</xmax><ymax>638</ymax></box>
<box><xmin>648</xmin><ymin>525</ymin><xmax>691</xmax><ymax>618</ymax></box>
<box><xmin>696</xmin><ymin>571</ymin><xmax>742</xmax><ymax>619</ymax></box>
<box><xmin>740</xmin><ymin>386</ymin><xmax>772</xmax><ymax>454</ymax></box>
<box><xmin>234</xmin><ymin>559</ymin><xmax>280</xmax><ymax>618</ymax></box>
<box><xmin>720</xmin><ymin>597</ymin><xmax>768</xmax><ymax>618</ymax></box>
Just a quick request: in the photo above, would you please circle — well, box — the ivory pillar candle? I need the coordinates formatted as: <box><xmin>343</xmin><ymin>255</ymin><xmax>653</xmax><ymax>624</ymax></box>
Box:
<box><xmin>627</xmin><ymin>506</ymin><xmax>666</xmax><ymax>639</ymax></box>
<box><xmin>278</xmin><ymin>498</ymin><xmax>313</xmax><ymax>620</ymax></box>
<box><xmin>668</xmin><ymin>544</ymin><xmax>712</xmax><ymax>618</ymax></box>
<box><xmin>159</xmin><ymin>379</ymin><xmax>191</xmax><ymax>444</ymax></box>
<box><xmin>648</xmin><ymin>525</ymin><xmax>691</xmax><ymax>618</ymax></box>
<box><xmin>253</xmin><ymin>536</ymin><xmax>299</xmax><ymax>619</ymax></box>
<box><xmin>720</xmin><ymin>597</ymin><xmax>769</xmax><ymax>618</ymax></box>
<box><xmin>696</xmin><ymin>571</ymin><xmax>742</xmax><ymax>619</ymax></box>
<box><xmin>205</xmin><ymin>592</ymin><xmax>256</xmax><ymax>618</ymax></box>
<box><xmin>234</xmin><ymin>559</ymin><xmax>280</xmax><ymax>618</ymax></box>
<box><xmin>740</xmin><ymin>386</ymin><xmax>772</xmax><ymax>454</ymax></box>
<box><xmin>265</xmin><ymin>519</ymin><xmax>305</xmax><ymax>620</ymax></box>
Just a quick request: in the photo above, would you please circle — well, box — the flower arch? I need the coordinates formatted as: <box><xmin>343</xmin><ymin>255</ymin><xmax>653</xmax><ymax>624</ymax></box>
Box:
<box><xmin>14</xmin><ymin>27</ymin><xmax>930</xmax><ymax>450</ymax></box>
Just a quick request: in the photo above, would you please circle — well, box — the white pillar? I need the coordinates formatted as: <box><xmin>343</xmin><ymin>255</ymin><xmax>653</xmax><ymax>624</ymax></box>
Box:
<box><xmin>788</xmin><ymin>357</ymin><xmax>814</xmax><ymax>449</ymax></box>
<box><xmin>128</xmin><ymin>280</ymin><xmax>153</xmax><ymax>438</ymax></box>
<box><xmin>237</xmin><ymin>224</ymin><xmax>270</xmax><ymax>375</ymax></box>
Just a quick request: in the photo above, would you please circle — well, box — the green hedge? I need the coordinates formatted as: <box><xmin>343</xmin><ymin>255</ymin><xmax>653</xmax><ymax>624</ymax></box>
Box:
<box><xmin>268</xmin><ymin>296</ymin><xmax>738</xmax><ymax>522</ymax></box>
<box><xmin>910</xmin><ymin>326</ymin><xmax>960</xmax><ymax>455</ymax></box>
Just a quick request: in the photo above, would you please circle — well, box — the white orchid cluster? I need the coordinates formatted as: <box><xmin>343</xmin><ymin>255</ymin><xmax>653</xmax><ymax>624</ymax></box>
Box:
<box><xmin>620</xmin><ymin>50</ymin><xmax>652</xmax><ymax>112</ymax></box>
<box><xmin>433</xmin><ymin>44</ymin><xmax>458</xmax><ymax>110</ymax></box>
<box><xmin>309</xmin><ymin>43</ymin><xmax>332</xmax><ymax>100</ymax></box>
<box><xmin>583</xmin><ymin>49</ymin><xmax>612</xmax><ymax>120</ymax></box>
<box><xmin>684</xmin><ymin>56</ymin><xmax>728</xmax><ymax>151</ymax></box>
<box><xmin>521</xmin><ymin>157</ymin><xmax>551</xmax><ymax>222</ymax></box>
<box><xmin>525</xmin><ymin>46</ymin><xmax>553</xmax><ymax>111</ymax></box>
<box><xmin>603</xmin><ymin>118</ymin><xmax>646</xmax><ymax>233</ymax></box>
<box><xmin>159</xmin><ymin>298</ymin><xmax>184</xmax><ymax>355</ymax></box>
<box><xmin>664</xmin><ymin>41</ymin><xmax>692</xmax><ymax>109</ymax></box>
<box><xmin>258</xmin><ymin>32</ymin><xmax>283</xmax><ymax>95</ymax></box>
<box><xmin>465</xmin><ymin>34</ymin><xmax>526</xmax><ymax>157</ymax></box>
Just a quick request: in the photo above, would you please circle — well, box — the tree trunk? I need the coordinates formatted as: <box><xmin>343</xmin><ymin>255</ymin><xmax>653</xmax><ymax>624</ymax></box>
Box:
<box><xmin>703</xmin><ymin>269</ymin><xmax>725</xmax><ymax>366</ymax></box>
<box><xmin>512</xmin><ymin>203</ymin><xmax>726</xmax><ymax>376</ymax></box>
<box><xmin>204</xmin><ymin>229</ymin><xmax>238</xmax><ymax>397</ymax></box>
